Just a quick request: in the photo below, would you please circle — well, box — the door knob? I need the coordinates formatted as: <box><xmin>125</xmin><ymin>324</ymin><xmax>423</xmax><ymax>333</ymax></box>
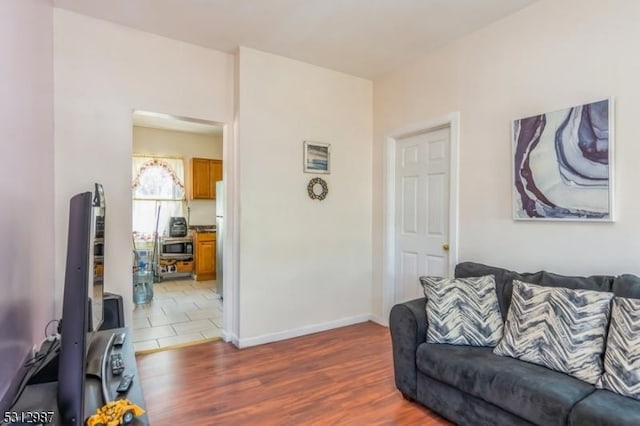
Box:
<box><xmin>443</xmin><ymin>243</ymin><xmax>449</xmax><ymax>251</ymax></box>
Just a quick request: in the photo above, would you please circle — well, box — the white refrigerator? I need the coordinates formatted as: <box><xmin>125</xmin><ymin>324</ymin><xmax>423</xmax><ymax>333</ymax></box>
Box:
<box><xmin>215</xmin><ymin>181</ymin><xmax>224</xmax><ymax>299</ymax></box>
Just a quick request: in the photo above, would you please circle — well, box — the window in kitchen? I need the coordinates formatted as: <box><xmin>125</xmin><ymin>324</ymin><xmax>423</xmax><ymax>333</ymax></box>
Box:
<box><xmin>132</xmin><ymin>156</ymin><xmax>185</xmax><ymax>238</ymax></box>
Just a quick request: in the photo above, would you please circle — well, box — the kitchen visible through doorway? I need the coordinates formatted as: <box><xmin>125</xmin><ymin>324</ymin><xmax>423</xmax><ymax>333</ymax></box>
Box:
<box><xmin>131</xmin><ymin>110</ymin><xmax>225</xmax><ymax>352</ymax></box>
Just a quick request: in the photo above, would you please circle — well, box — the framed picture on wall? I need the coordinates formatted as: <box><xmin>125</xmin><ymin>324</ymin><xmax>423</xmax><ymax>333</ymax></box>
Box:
<box><xmin>303</xmin><ymin>141</ymin><xmax>331</xmax><ymax>174</ymax></box>
<box><xmin>512</xmin><ymin>98</ymin><xmax>614</xmax><ymax>221</ymax></box>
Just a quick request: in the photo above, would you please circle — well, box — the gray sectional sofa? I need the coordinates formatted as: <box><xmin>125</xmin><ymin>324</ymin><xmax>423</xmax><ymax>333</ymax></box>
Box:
<box><xmin>389</xmin><ymin>262</ymin><xmax>640</xmax><ymax>426</ymax></box>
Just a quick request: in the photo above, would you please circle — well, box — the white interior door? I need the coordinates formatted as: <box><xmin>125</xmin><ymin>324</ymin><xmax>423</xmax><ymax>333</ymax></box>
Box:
<box><xmin>395</xmin><ymin>127</ymin><xmax>450</xmax><ymax>303</ymax></box>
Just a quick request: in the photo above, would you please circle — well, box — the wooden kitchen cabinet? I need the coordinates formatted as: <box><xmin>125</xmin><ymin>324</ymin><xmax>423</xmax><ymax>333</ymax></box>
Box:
<box><xmin>194</xmin><ymin>231</ymin><xmax>216</xmax><ymax>281</ymax></box>
<box><xmin>189</xmin><ymin>158</ymin><xmax>222</xmax><ymax>199</ymax></box>
<box><xmin>211</xmin><ymin>160</ymin><xmax>222</xmax><ymax>190</ymax></box>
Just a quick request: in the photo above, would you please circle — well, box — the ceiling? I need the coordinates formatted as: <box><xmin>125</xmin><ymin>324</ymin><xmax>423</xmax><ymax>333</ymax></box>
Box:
<box><xmin>132</xmin><ymin>111</ymin><xmax>223</xmax><ymax>136</ymax></box>
<box><xmin>53</xmin><ymin>0</ymin><xmax>537</xmax><ymax>79</ymax></box>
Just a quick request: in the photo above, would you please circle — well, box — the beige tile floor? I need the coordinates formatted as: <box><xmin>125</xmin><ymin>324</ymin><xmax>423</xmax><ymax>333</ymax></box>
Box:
<box><xmin>131</xmin><ymin>278</ymin><xmax>222</xmax><ymax>352</ymax></box>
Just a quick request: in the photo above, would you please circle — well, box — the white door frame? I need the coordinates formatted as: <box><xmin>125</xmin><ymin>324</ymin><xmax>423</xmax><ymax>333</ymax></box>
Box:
<box><xmin>382</xmin><ymin>112</ymin><xmax>460</xmax><ymax>323</ymax></box>
<box><xmin>130</xmin><ymin>110</ymin><xmax>240</xmax><ymax>346</ymax></box>
<box><xmin>221</xmin><ymin>120</ymin><xmax>240</xmax><ymax>346</ymax></box>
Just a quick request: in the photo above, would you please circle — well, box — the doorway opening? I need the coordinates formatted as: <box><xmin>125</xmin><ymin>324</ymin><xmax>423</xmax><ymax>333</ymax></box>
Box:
<box><xmin>382</xmin><ymin>113</ymin><xmax>460</xmax><ymax>323</ymax></box>
<box><xmin>130</xmin><ymin>110</ymin><xmax>225</xmax><ymax>353</ymax></box>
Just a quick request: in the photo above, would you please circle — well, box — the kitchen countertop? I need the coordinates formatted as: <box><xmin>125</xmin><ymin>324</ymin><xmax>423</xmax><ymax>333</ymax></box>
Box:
<box><xmin>189</xmin><ymin>225</ymin><xmax>216</xmax><ymax>232</ymax></box>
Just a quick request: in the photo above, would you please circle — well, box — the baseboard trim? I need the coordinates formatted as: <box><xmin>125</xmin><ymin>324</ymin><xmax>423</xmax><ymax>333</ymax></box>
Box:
<box><xmin>222</xmin><ymin>329</ymin><xmax>239</xmax><ymax>347</ymax></box>
<box><xmin>370</xmin><ymin>315</ymin><xmax>388</xmax><ymax>327</ymax></box>
<box><xmin>238</xmin><ymin>314</ymin><xmax>372</xmax><ymax>348</ymax></box>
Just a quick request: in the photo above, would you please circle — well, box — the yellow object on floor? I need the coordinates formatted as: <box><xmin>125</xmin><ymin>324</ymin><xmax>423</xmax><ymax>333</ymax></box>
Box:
<box><xmin>86</xmin><ymin>399</ymin><xmax>145</xmax><ymax>426</ymax></box>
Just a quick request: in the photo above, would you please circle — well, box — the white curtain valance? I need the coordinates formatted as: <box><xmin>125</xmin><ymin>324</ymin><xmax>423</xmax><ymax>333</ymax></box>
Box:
<box><xmin>132</xmin><ymin>156</ymin><xmax>186</xmax><ymax>237</ymax></box>
<box><xmin>131</xmin><ymin>156</ymin><xmax>185</xmax><ymax>200</ymax></box>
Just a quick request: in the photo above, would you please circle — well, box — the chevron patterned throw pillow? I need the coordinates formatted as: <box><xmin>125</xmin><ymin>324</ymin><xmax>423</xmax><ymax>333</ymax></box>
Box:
<box><xmin>596</xmin><ymin>297</ymin><xmax>640</xmax><ymax>399</ymax></box>
<box><xmin>420</xmin><ymin>275</ymin><xmax>503</xmax><ymax>347</ymax></box>
<box><xmin>494</xmin><ymin>280</ymin><xmax>614</xmax><ymax>384</ymax></box>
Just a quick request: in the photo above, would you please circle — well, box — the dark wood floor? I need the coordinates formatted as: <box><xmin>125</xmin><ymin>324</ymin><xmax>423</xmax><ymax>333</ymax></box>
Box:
<box><xmin>136</xmin><ymin>321</ymin><xmax>450</xmax><ymax>425</ymax></box>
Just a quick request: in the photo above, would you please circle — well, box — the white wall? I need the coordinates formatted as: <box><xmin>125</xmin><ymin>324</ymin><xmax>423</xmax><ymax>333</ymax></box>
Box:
<box><xmin>54</xmin><ymin>10</ymin><xmax>234</xmax><ymax>322</ymax></box>
<box><xmin>373</xmin><ymin>0</ymin><xmax>640</xmax><ymax>318</ymax></box>
<box><xmin>0</xmin><ymin>0</ymin><xmax>53</xmax><ymax>402</ymax></box>
<box><xmin>132</xmin><ymin>126</ymin><xmax>222</xmax><ymax>225</ymax></box>
<box><xmin>236</xmin><ymin>48</ymin><xmax>373</xmax><ymax>345</ymax></box>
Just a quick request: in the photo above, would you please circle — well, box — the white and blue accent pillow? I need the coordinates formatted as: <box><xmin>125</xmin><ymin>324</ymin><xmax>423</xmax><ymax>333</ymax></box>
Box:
<box><xmin>596</xmin><ymin>297</ymin><xmax>640</xmax><ymax>399</ymax></box>
<box><xmin>493</xmin><ymin>280</ymin><xmax>613</xmax><ymax>384</ymax></box>
<box><xmin>420</xmin><ymin>275</ymin><xmax>503</xmax><ymax>347</ymax></box>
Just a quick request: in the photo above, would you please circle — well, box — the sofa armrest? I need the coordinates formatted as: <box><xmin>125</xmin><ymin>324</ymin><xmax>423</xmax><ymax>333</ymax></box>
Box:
<box><xmin>389</xmin><ymin>297</ymin><xmax>427</xmax><ymax>400</ymax></box>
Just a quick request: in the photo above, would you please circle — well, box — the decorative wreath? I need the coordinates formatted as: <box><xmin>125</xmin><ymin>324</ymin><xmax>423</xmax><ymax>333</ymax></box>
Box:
<box><xmin>307</xmin><ymin>177</ymin><xmax>328</xmax><ymax>201</ymax></box>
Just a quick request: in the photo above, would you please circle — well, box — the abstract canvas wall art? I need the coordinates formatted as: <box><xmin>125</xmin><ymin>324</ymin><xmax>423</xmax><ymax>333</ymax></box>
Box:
<box><xmin>513</xmin><ymin>99</ymin><xmax>613</xmax><ymax>221</ymax></box>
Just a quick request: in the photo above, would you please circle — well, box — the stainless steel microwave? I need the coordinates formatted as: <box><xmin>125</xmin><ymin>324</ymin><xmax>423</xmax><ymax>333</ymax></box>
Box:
<box><xmin>161</xmin><ymin>237</ymin><xmax>193</xmax><ymax>257</ymax></box>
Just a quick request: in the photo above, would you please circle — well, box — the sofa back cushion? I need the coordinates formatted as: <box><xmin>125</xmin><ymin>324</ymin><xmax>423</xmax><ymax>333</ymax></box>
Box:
<box><xmin>612</xmin><ymin>274</ymin><xmax>640</xmax><ymax>299</ymax></box>
<box><xmin>455</xmin><ymin>262</ymin><xmax>615</xmax><ymax>320</ymax></box>
<box><xmin>539</xmin><ymin>271</ymin><xmax>613</xmax><ymax>291</ymax></box>
<box><xmin>455</xmin><ymin>262</ymin><xmax>543</xmax><ymax>320</ymax></box>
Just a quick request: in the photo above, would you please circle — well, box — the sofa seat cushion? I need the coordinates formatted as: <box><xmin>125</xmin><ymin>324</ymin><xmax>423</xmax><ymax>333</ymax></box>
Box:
<box><xmin>416</xmin><ymin>343</ymin><xmax>595</xmax><ymax>426</ymax></box>
<box><xmin>568</xmin><ymin>390</ymin><xmax>640</xmax><ymax>426</ymax></box>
